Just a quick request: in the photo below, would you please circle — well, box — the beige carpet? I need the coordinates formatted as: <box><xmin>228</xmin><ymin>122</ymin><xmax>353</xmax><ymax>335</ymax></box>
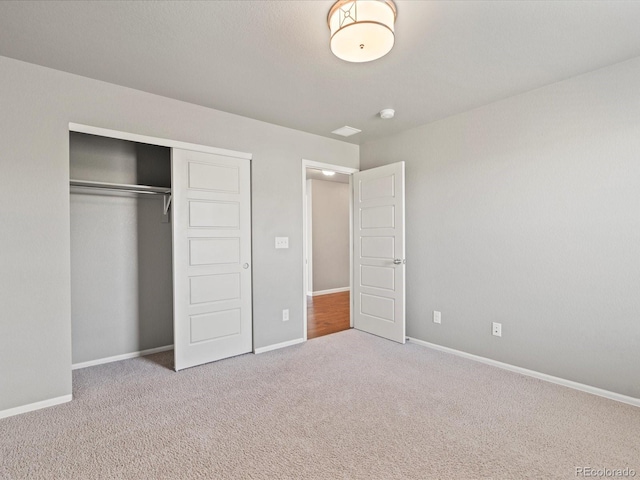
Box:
<box><xmin>1</xmin><ymin>330</ymin><xmax>638</xmax><ymax>479</ymax></box>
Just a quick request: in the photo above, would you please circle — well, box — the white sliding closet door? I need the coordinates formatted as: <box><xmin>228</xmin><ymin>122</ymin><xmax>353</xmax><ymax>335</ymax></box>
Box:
<box><xmin>172</xmin><ymin>148</ymin><xmax>252</xmax><ymax>371</ymax></box>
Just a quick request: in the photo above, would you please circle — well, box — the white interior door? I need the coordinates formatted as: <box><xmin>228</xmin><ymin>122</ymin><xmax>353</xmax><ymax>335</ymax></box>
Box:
<box><xmin>353</xmin><ymin>162</ymin><xmax>405</xmax><ymax>343</ymax></box>
<box><xmin>172</xmin><ymin>148</ymin><xmax>252</xmax><ymax>371</ymax></box>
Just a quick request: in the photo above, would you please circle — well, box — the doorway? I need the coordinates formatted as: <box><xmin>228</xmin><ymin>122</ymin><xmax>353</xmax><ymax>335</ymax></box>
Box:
<box><xmin>302</xmin><ymin>160</ymin><xmax>358</xmax><ymax>340</ymax></box>
<box><xmin>302</xmin><ymin>159</ymin><xmax>407</xmax><ymax>345</ymax></box>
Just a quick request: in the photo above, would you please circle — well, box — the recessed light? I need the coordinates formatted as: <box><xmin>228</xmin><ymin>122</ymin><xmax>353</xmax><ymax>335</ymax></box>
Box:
<box><xmin>331</xmin><ymin>126</ymin><xmax>362</xmax><ymax>137</ymax></box>
<box><xmin>322</xmin><ymin>170</ymin><xmax>336</xmax><ymax>176</ymax></box>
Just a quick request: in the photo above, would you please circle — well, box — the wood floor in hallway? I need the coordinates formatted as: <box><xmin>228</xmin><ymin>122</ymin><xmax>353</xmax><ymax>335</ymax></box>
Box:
<box><xmin>307</xmin><ymin>291</ymin><xmax>350</xmax><ymax>339</ymax></box>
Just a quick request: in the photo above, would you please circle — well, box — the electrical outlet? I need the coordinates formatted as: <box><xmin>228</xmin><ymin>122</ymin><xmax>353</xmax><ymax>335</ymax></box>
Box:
<box><xmin>433</xmin><ymin>311</ymin><xmax>441</xmax><ymax>324</ymax></box>
<box><xmin>282</xmin><ymin>309</ymin><xmax>289</xmax><ymax>322</ymax></box>
<box><xmin>492</xmin><ymin>322</ymin><xmax>502</xmax><ymax>337</ymax></box>
<box><xmin>275</xmin><ymin>237</ymin><xmax>289</xmax><ymax>249</ymax></box>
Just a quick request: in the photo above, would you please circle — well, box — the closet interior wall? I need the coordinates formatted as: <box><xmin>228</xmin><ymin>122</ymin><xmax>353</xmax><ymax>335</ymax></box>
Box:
<box><xmin>69</xmin><ymin>132</ymin><xmax>173</xmax><ymax>365</ymax></box>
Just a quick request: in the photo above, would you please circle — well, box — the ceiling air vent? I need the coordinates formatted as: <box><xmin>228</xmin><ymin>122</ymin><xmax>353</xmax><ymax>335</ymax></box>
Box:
<box><xmin>331</xmin><ymin>126</ymin><xmax>362</xmax><ymax>137</ymax></box>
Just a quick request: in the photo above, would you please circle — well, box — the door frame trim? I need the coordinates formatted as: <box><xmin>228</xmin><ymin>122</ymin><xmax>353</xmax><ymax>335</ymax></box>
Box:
<box><xmin>301</xmin><ymin>159</ymin><xmax>359</xmax><ymax>341</ymax></box>
<box><xmin>70</xmin><ymin>123</ymin><xmax>252</xmax><ymax>159</ymax></box>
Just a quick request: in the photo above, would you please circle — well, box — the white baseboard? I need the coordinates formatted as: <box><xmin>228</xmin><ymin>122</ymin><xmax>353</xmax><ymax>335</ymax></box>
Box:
<box><xmin>310</xmin><ymin>287</ymin><xmax>350</xmax><ymax>297</ymax></box>
<box><xmin>407</xmin><ymin>337</ymin><xmax>640</xmax><ymax>408</ymax></box>
<box><xmin>72</xmin><ymin>345</ymin><xmax>174</xmax><ymax>370</ymax></box>
<box><xmin>0</xmin><ymin>394</ymin><xmax>72</xmax><ymax>420</ymax></box>
<box><xmin>255</xmin><ymin>338</ymin><xmax>305</xmax><ymax>354</ymax></box>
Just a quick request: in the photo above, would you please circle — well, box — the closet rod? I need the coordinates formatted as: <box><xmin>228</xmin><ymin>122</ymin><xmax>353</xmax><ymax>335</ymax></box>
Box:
<box><xmin>70</xmin><ymin>179</ymin><xmax>171</xmax><ymax>195</ymax></box>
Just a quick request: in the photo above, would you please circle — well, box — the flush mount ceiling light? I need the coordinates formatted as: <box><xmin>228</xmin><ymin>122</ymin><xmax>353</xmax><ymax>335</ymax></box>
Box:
<box><xmin>328</xmin><ymin>0</ymin><xmax>397</xmax><ymax>63</ymax></box>
<box><xmin>322</xmin><ymin>170</ymin><xmax>336</xmax><ymax>176</ymax></box>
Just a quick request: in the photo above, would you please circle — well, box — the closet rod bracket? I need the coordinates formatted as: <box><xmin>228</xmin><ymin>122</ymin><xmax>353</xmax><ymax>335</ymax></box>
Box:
<box><xmin>163</xmin><ymin>194</ymin><xmax>172</xmax><ymax>217</ymax></box>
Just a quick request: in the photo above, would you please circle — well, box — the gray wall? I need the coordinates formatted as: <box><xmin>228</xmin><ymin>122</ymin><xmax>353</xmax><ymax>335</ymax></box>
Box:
<box><xmin>360</xmin><ymin>57</ymin><xmax>640</xmax><ymax>399</ymax></box>
<box><xmin>70</xmin><ymin>133</ymin><xmax>173</xmax><ymax>364</ymax></box>
<box><xmin>0</xmin><ymin>55</ymin><xmax>358</xmax><ymax>412</ymax></box>
<box><xmin>310</xmin><ymin>179</ymin><xmax>350</xmax><ymax>292</ymax></box>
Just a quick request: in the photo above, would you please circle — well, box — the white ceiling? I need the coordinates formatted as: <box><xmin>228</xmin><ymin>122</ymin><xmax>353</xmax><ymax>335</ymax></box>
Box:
<box><xmin>1</xmin><ymin>1</ymin><xmax>640</xmax><ymax>144</ymax></box>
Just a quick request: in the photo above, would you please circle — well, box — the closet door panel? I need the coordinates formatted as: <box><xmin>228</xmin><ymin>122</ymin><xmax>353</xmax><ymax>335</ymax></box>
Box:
<box><xmin>188</xmin><ymin>237</ymin><xmax>240</xmax><ymax>266</ymax></box>
<box><xmin>189</xmin><ymin>309</ymin><xmax>241</xmax><ymax>343</ymax></box>
<box><xmin>189</xmin><ymin>273</ymin><xmax>240</xmax><ymax>305</ymax></box>
<box><xmin>188</xmin><ymin>162</ymin><xmax>239</xmax><ymax>192</ymax></box>
<box><xmin>189</xmin><ymin>200</ymin><xmax>240</xmax><ymax>228</ymax></box>
<box><xmin>172</xmin><ymin>148</ymin><xmax>252</xmax><ymax>371</ymax></box>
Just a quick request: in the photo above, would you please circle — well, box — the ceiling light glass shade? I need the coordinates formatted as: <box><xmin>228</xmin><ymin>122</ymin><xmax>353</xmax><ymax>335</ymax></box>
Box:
<box><xmin>328</xmin><ymin>0</ymin><xmax>397</xmax><ymax>63</ymax></box>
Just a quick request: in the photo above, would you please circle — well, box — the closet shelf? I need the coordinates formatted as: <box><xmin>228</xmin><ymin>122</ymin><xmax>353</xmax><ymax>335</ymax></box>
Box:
<box><xmin>70</xmin><ymin>179</ymin><xmax>171</xmax><ymax>195</ymax></box>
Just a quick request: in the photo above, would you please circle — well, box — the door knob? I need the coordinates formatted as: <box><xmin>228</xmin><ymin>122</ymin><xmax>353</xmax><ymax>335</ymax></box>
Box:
<box><xmin>393</xmin><ymin>259</ymin><xmax>404</xmax><ymax>265</ymax></box>
<box><xmin>243</xmin><ymin>263</ymin><xmax>250</xmax><ymax>269</ymax></box>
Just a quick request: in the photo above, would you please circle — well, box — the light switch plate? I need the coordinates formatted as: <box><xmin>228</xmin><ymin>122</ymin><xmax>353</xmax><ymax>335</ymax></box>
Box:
<box><xmin>275</xmin><ymin>237</ymin><xmax>289</xmax><ymax>249</ymax></box>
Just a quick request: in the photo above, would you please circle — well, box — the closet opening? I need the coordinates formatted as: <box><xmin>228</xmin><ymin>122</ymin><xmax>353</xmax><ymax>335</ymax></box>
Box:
<box><xmin>69</xmin><ymin>123</ymin><xmax>254</xmax><ymax>375</ymax></box>
<box><xmin>69</xmin><ymin>132</ymin><xmax>174</xmax><ymax>370</ymax></box>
